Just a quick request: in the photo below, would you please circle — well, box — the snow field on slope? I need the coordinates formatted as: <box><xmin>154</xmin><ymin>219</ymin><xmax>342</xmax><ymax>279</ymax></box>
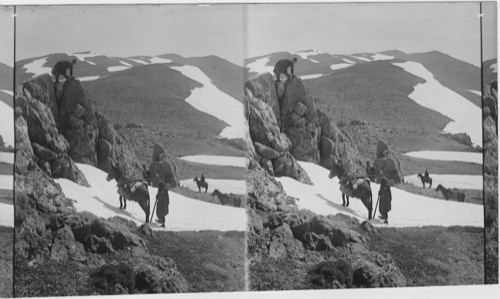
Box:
<box><xmin>0</xmin><ymin>101</ymin><xmax>14</xmax><ymax>146</ymax></box>
<box><xmin>179</xmin><ymin>179</ymin><xmax>247</xmax><ymax>195</ymax></box>
<box><xmin>404</xmin><ymin>174</ymin><xmax>483</xmax><ymax>190</ymax></box>
<box><xmin>0</xmin><ymin>153</ymin><xmax>14</xmax><ymax>164</ymax></box>
<box><xmin>394</xmin><ymin>61</ymin><xmax>482</xmax><ymax>146</ymax></box>
<box><xmin>55</xmin><ymin>163</ymin><xmax>246</xmax><ymax>232</ymax></box>
<box><xmin>178</xmin><ymin>155</ymin><xmax>247</xmax><ymax>168</ymax></box>
<box><xmin>330</xmin><ymin>63</ymin><xmax>353</xmax><ymax>71</ymax></box>
<box><xmin>0</xmin><ymin>90</ymin><xmax>13</xmax><ymax>96</ymax></box>
<box><xmin>247</xmin><ymin>56</ymin><xmax>274</xmax><ymax>75</ymax></box>
<box><xmin>170</xmin><ymin>65</ymin><xmax>247</xmax><ymax>139</ymax></box>
<box><xmin>276</xmin><ymin>161</ymin><xmax>483</xmax><ymax>228</ymax></box>
<box><xmin>372</xmin><ymin>53</ymin><xmax>394</xmax><ymax>61</ymax></box>
<box><xmin>0</xmin><ymin>203</ymin><xmax>13</xmax><ymax>227</ymax></box>
<box><xmin>0</xmin><ymin>175</ymin><xmax>13</xmax><ymax>190</ymax></box>
<box><xmin>23</xmin><ymin>57</ymin><xmax>51</xmax><ymax>77</ymax></box>
<box><xmin>404</xmin><ymin>151</ymin><xmax>482</xmax><ymax>164</ymax></box>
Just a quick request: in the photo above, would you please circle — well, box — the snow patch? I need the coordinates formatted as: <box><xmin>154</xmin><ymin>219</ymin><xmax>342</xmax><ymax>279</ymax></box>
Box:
<box><xmin>247</xmin><ymin>56</ymin><xmax>274</xmax><ymax>75</ymax></box>
<box><xmin>170</xmin><ymin>65</ymin><xmax>247</xmax><ymax>139</ymax></box>
<box><xmin>330</xmin><ymin>63</ymin><xmax>353</xmax><ymax>70</ymax></box>
<box><xmin>0</xmin><ymin>101</ymin><xmax>14</xmax><ymax>146</ymax></box>
<box><xmin>70</xmin><ymin>51</ymin><xmax>97</xmax><ymax>61</ymax></box>
<box><xmin>78</xmin><ymin>76</ymin><xmax>102</xmax><ymax>82</ymax></box>
<box><xmin>129</xmin><ymin>58</ymin><xmax>149</xmax><ymax>65</ymax></box>
<box><xmin>107</xmin><ymin>66</ymin><xmax>131</xmax><ymax>72</ymax></box>
<box><xmin>0</xmin><ymin>152</ymin><xmax>14</xmax><ymax>164</ymax></box>
<box><xmin>180</xmin><ymin>179</ymin><xmax>247</xmax><ymax>195</ymax></box>
<box><xmin>179</xmin><ymin>155</ymin><xmax>247</xmax><ymax>168</ymax></box>
<box><xmin>351</xmin><ymin>55</ymin><xmax>371</xmax><ymax>62</ymax></box>
<box><xmin>56</xmin><ymin>163</ymin><xmax>246</xmax><ymax>231</ymax></box>
<box><xmin>0</xmin><ymin>203</ymin><xmax>13</xmax><ymax>227</ymax></box>
<box><xmin>342</xmin><ymin>58</ymin><xmax>355</xmax><ymax>64</ymax></box>
<box><xmin>372</xmin><ymin>53</ymin><xmax>394</xmax><ymax>61</ymax></box>
<box><xmin>86</xmin><ymin>61</ymin><xmax>97</xmax><ymax>66</ymax></box>
<box><xmin>404</xmin><ymin>174</ymin><xmax>483</xmax><ymax>190</ymax></box>
<box><xmin>404</xmin><ymin>151</ymin><xmax>482</xmax><ymax>164</ymax></box>
<box><xmin>23</xmin><ymin>57</ymin><xmax>52</xmax><ymax>77</ymax></box>
<box><xmin>467</xmin><ymin>89</ymin><xmax>482</xmax><ymax>96</ymax></box>
<box><xmin>149</xmin><ymin>57</ymin><xmax>172</xmax><ymax>64</ymax></box>
<box><xmin>0</xmin><ymin>90</ymin><xmax>13</xmax><ymax>96</ymax></box>
<box><xmin>394</xmin><ymin>61</ymin><xmax>482</xmax><ymax>146</ymax></box>
<box><xmin>120</xmin><ymin>61</ymin><xmax>133</xmax><ymax>67</ymax></box>
<box><xmin>277</xmin><ymin>161</ymin><xmax>483</xmax><ymax>228</ymax></box>
<box><xmin>294</xmin><ymin>50</ymin><xmax>320</xmax><ymax>63</ymax></box>
<box><xmin>0</xmin><ymin>175</ymin><xmax>13</xmax><ymax>190</ymax></box>
<box><xmin>300</xmin><ymin>74</ymin><xmax>324</xmax><ymax>80</ymax></box>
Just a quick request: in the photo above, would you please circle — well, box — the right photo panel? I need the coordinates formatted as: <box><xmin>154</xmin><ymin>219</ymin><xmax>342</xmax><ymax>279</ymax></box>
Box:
<box><xmin>245</xmin><ymin>2</ymin><xmax>493</xmax><ymax>290</ymax></box>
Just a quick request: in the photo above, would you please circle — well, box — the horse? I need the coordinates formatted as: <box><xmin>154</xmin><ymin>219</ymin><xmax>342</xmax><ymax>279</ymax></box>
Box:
<box><xmin>328</xmin><ymin>164</ymin><xmax>373</xmax><ymax>220</ymax></box>
<box><xmin>435</xmin><ymin>184</ymin><xmax>465</xmax><ymax>202</ymax></box>
<box><xmin>212</xmin><ymin>189</ymin><xmax>232</xmax><ymax>206</ymax></box>
<box><xmin>106</xmin><ymin>163</ymin><xmax>151</xmax><ymax>223</ymax></box>
<box><xmin>193</xmin><ymin>177</ymin><xmax>208</xmax><ymax>193</ymax></box>
<box><xmin>417</xmin><ymin>173</ymin><xmax>433</xmax><ymax>188</ymax></box>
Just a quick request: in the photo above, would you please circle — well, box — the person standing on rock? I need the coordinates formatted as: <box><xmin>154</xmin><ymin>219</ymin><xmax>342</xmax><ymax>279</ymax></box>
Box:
<box><xmin>273</xmin><ymin>57</ymin><xmax>298</xmax><ymax>82</ymax></box>
<box><xmin>378</xmin><ymin>178</ymin><xmax>392</xmax><ymax>224</ymax></box>
<box><xmin>156</xmin><ymin>180</ymin><xmax>170</xmax><ymax>228</ymax></box>
<box><xmin>52</xmin><ymin>59</ymin><xmax>77</xmax><ymax>83</ymax></box>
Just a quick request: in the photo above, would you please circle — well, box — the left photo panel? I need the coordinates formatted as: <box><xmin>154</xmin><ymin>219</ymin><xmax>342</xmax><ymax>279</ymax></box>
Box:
<box><xmin>0</xmin><ymin>5</ymin><xmax>14</xmax><ymax>299</ymax></box>
<box><xmin>13</xmin><ymin>5</ymin><xmax>248</xmax><ymax>296</ymax></box>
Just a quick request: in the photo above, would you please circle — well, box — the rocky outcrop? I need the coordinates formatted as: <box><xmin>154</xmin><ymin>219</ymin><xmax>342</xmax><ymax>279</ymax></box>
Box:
<box><xmin>246</xmin><ymin>74</ymin><xmax>312</xmax><ymax>184</ymax></box>
<box><xmin>373</xmin><ymin>140</ymin><xmax>404</xmax><ymax>184</ymax></box>
<box><xmin>308</xmin><ymin>259</ymin><xmax>353</xmax><ymax>289</ymax></box>
<box><xmin>317</xmin><ymin>110</ymin><xmax>365</xmax><ymax>175</ymax></box>
<box><xmin>51</xmin><ymin>154</ymin><xmax>89</xmax><ymax>187</ymax></box>
<box><xmin>279</xmin><ymin>78</ymin><xmax>321</xmax><ymax>163</ymax></box>
<box><xmin>147</xmin><ymin>142</ymin><xmax>179</xmax><ymax>187</ymax></box>
<box><xmin>57</xmin><ymin>80</ymin><xmax>99</xmax><ymax>165</ymax></box>
<box><xmin>484</xmin><ymin>80</ymin><xmax>498</xmax><ymax>284</ymax></box>
<box><xmin>95</xmin><ymin>112</ymin><xmax>142</xmax><ymax>179</ymax></box>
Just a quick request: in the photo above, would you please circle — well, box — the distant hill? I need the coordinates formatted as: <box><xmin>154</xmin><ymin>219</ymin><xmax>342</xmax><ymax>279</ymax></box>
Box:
<box><xmin>0</xmin><ymin>63</ymin><xmax>13</xmax><ymax>107</ymax></box>
<box><xmin>483</xmin><ymin>58</ymin><xmax>497</xmax><ymax>86</ymax></box>
<box><xmin>81</xmin><ymin>63</ymin><xmax>245</xmax><ymax>169</ymax></box>
<box><xmin>383</xmin><ymin>50</ymin><xmax>481</xmax><ymax>107</ymax></box>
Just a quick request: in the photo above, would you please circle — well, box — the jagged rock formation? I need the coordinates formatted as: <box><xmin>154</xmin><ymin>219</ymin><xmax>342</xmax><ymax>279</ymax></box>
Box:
<box><xmin>246</xmin><ymin>75</ymin><xmax>311</xmax><ymax>184</ymax></box>
<box><xmin>147</xmin><ymin>142</ymin><xmax>179</xmax><ymax>188</ymax></box>
<box><xmin>0</xmin><ymin>135</ymin><xmax>14</xmax><ymax>152</ymax></box>
<box><xmin>373</xmin><ymin>139</ymin><xmax>404</xmax><ymax>184</ymax></box>
<box><xmin>484</xmin><ymin>80</ymin><xmax>498</xmax><ymax>284</ymax></box>
<box><xmin>246</xmin><ymin>73</ymin><xmax>366</xmax><ymax>184</ymax></box>
<box><xmin>14</xmin><ymin>76</ymin><xmax>188</xmax><ymax>295</ymax></box>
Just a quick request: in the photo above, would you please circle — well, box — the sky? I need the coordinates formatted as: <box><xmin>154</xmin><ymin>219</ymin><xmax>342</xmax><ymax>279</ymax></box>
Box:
<box><xmin>15</xmin><ymin>5</ymin><xmax>246</xmax><ymax>65</ymax></box>
<box><xmin>0</xmin><ymin>6</ymin><xmax>14</xmax><ymax>67</ymax></box>
<box><xmin>248</xmin><ymin>2</ymin><xmax>485</xmax><ymax>66</ymax></box>
<box><xmin>10</xmin><ymin>2</ymin><xmax>495</xmax><ymax>67</ymax></box>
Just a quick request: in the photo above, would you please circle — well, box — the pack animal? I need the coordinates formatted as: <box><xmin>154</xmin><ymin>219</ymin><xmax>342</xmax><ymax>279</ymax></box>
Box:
<box><xmin>328</xmin><ymin>164</ymin><xmax>373</xmax><ymax>220</ymax></box>
<box><xmin>193</xmin><ymin>177</ymin><xmax>208</xmax><ymax>193</ymax></box>
<box><xmin>212</xmin><ymin>189</ymin><xmax>232</xmax><ymax>206</ymax></box>
<box><xmin>435</xmin><ymin>184</ymin><xmax>465</xmax><ymax>202</ymax></box>
<box><xmin>106</xmin><ymin>163</ymin><xmax>151</xmax><ymax>223</ymax></box>
<box><xmin>417</xmin><ymin>173</ymin><xmax>433</xmax><ymax>188</ymax></box>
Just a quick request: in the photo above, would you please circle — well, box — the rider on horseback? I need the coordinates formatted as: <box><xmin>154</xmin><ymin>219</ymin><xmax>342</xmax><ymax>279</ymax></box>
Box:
<box><xmin>424</xmin><ymin>169</ymin><xmax>429</xmax><ymax>179</ymax></box>
<box><xmin>201</xmin><ymin>173</ymin><xmax>206</xmax><ymax>183</ymax></box>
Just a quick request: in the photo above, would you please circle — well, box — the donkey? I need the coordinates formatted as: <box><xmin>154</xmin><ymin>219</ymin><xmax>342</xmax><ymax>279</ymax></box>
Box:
<box><xmin>436</xmin><ymin>184</ymin><xmax>465</xmax><ymax>202</ymax></box>
<box><xmin>193</xmin><ymin>177</ymin><xmax>208</xmax><ymax>193</ymax></box>
<box><xmin>106</xmin><ymin>163</ymin><xmax>151</xmax><ymax>223</ymax></box>
<box><xmin>328</xmin><ymin>164</ymin><xmax>373</xmax><ymax>220</ymax></box>
<box><xmin>417</xmin><ymin>173</ymin><xmax>433</xmax><ymax>188</ymax></box>
<box><xmin>212</xmin><ymin>189</ymin><xmax>232</xmax><ymax>206</ymax></box>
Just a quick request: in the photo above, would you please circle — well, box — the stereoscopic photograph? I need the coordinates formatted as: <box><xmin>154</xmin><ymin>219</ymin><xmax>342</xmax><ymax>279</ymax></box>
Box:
<box><xmin>0</xmin><ymin>1</ymin><xmax>497</xmax><ymax>298</ymax></box>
